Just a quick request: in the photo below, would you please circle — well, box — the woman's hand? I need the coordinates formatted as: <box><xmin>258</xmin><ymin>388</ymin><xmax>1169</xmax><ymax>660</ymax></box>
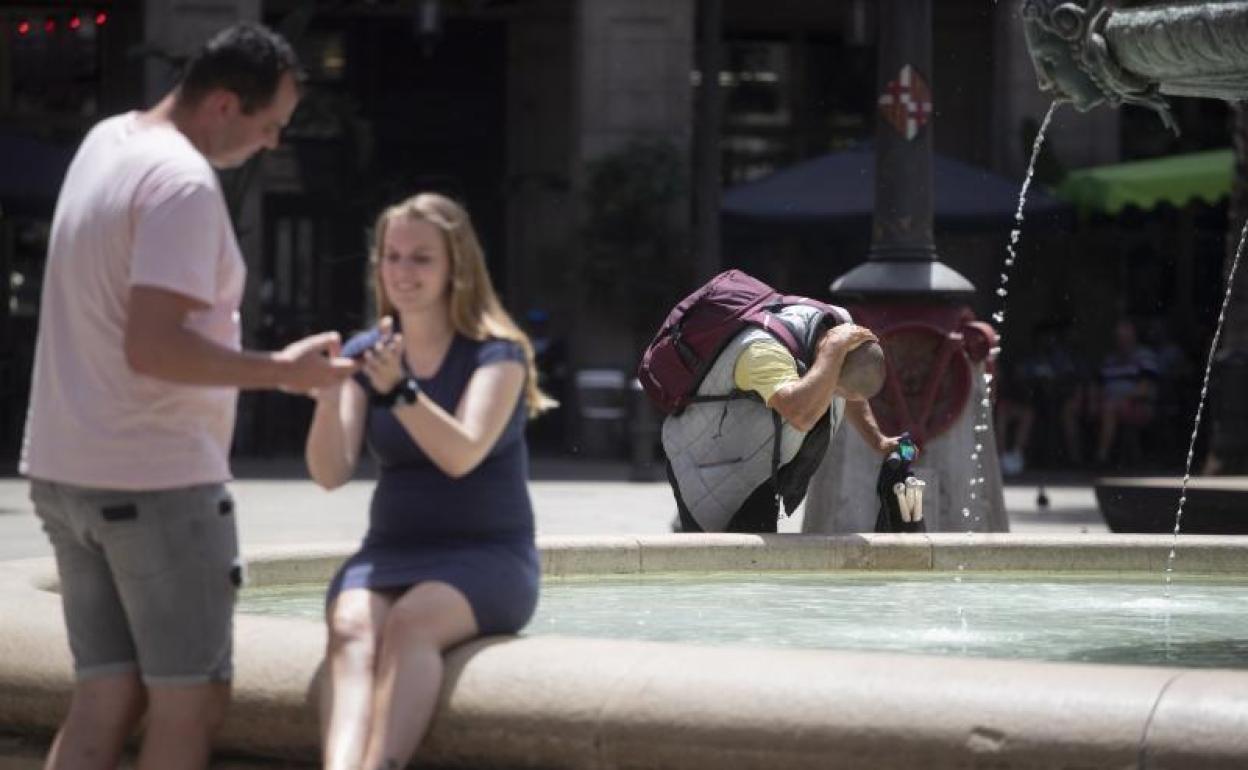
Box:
<box><xmin>361</xmin><ymin>317</ymin><xmax>404</xmax><ymax>395</ymax></box>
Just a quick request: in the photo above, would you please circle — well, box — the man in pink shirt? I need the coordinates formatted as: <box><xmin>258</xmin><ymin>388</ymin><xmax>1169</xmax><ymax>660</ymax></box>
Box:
<box><xmin>20</xmin><ymin>22</ymin><xmax>355</xmax><ymax>770</ymax></box>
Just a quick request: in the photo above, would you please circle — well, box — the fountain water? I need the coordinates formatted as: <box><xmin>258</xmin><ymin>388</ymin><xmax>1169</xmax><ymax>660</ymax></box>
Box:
<box><xmin>966</xmin><ymin>101</ymin><xmax>1059</xmax><ymax>527</ymax></box>
<box><xmin>1167</xmin><ymin>217</ymin><xmax>1248</xmax><ymax>590</ymax></box>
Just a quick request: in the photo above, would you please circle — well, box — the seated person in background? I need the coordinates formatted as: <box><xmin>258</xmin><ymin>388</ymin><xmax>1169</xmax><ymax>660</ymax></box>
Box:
<box><xmin>663</xmin><ymin>304</ymin><xmax>898</xmax><ymax>533</ymax></box>
<box><xmin>1144</xmin><ymin>317</ymin><xmax>1194</xmax><ymax>449</ymax></box>
<box><xmin>1012</xmin><ymin>322</ymin><xmax>1088</xmax><ymax>469</ymax></box>
<box><xmin>1094</xmin><ymin>318</ymin><xmax>1158</xmax><ymax>466</ymax></box>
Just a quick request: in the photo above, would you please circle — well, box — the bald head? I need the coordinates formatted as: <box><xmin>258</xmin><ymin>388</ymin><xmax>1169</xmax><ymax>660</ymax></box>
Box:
<box><xmin>839</xmin><ymin>341</ymin><xmax>886</xmax><ymax>400</ymax></box>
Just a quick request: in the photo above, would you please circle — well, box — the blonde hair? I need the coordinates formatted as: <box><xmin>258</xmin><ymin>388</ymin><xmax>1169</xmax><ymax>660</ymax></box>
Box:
<box><xmin>370</xmin><ymin>193</ymin><xmax>556</xmax><ymax>417</ymax></box>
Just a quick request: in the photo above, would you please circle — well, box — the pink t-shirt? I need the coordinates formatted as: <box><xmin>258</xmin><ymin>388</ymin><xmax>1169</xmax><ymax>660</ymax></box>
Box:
<box><xmin>20</xmin><ymin>112</ymin><xmax>246</xmax><ymax>490</ymax></box>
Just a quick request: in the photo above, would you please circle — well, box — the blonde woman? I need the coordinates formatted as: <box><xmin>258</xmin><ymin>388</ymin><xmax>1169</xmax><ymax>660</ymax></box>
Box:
<box><xmin>305</xmin><ymin>193</ymin><xmax>553</xmax><ymax>770</ymax></box>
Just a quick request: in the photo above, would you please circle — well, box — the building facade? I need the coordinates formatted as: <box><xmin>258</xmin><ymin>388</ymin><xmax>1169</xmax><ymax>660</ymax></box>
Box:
<box><xmin>2</xmin><ymin>0</ymin><xmax>1130</xmax><ymax>457</ymax></box>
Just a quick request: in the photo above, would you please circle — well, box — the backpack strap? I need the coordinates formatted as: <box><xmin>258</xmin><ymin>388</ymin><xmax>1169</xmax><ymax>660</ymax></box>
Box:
<box><xmin>779</xmin><ymin>295</ymin><xmax>852</xmax><ymax>325</ymax></box>
<box><xmin>749</xmin><ymin>308</ymin><xmax>804</xmax><ymax>357</ymax></box>
<box><xmin>686</xmin><ymin>390</ymin><xmax>762</xmax><ymax>405</ymax></box>
<box><xmin>670</xmin><ymin>321</ymin><xmax>702</xmax><ymax>372</ymax></box>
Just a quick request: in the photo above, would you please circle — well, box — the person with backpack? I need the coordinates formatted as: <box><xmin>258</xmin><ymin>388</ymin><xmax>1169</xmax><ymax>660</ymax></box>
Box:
<box><xmin>639</xmin><ymin>271</ymin><xmax>899</xmax><ymax>533</ymax></box>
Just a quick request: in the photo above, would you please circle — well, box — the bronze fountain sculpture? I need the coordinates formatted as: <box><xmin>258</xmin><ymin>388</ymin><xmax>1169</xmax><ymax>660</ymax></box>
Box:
<box><xmin>1022</xmin><ymin>0</ymin><xmax>1248</xmax><ymax>132</ymax></box>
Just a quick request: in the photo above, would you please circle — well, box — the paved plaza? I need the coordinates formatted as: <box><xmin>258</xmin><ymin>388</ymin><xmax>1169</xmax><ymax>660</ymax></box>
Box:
<box><xmin>0</xmin><ymin>457</ymin><xmax>1106</xmax><ymax>562</ymax></box>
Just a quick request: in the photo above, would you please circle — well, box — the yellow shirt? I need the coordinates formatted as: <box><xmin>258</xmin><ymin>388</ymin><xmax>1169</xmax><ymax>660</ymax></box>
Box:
<box><xmin>733</xmin><ymin>339</ymin><xmax>800</xmax><ymax>405</ymax></box>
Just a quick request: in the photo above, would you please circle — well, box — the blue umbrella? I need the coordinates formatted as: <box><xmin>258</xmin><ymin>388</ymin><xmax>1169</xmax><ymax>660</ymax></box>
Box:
<box><xmin>721</xmin><ymin>142</ymin><xmax>1070</xmax><ymax>229</ymax></box>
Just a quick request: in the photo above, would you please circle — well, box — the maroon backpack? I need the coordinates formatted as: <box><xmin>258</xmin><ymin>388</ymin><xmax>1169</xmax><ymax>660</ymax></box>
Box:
<box><xmin>637</xmin><ymin>270</ymin><xmax>850</xmax><ymax>415</ymax></box>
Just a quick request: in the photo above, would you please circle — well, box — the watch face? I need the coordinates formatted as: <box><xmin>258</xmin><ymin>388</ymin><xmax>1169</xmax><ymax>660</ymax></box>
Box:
<box><xmin>400</xmin><ymin>378</ymin><xmax>420</xmax><ymax>403</ymax></box>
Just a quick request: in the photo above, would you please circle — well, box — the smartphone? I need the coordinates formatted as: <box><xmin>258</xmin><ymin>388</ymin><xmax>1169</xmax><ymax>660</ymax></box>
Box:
<box><xmin>340</xmin><ymin>326</ymin><xmax>386</xmax><ymax>360</ymax></box>
<box><xmin>896</xmin><ymin>434</ymin><xmax>918</xmax><ymax>463</ymax></box>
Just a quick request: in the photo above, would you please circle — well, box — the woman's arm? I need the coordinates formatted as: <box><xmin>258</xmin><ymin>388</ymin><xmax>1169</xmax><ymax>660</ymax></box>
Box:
<box><xmin>390</xmin><ymin>361</ymin><xmax>526</xmax><ymax>478</ymax></box>
<box><xmin>305</xmin><ymin>379</ymin><xmax>369</xmax><ymax>490</ymax></box>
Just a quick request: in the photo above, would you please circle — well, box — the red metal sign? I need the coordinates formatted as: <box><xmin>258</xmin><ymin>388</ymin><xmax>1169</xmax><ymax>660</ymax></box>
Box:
<box><xmin>878</xmin><ymin>64</ymin><xmax>932</xmax><ymax>141</ymax></box>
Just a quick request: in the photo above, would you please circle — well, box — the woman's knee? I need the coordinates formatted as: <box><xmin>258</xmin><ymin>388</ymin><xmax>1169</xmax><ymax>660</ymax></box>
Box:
<box><xmin>383</xmin><ymin>583</ymin><xmax>477</xmax><ymax>650</ymax></box>
<box><xmin>326</xmin><ymin>594</ymin><xmax>384</xmax><ymax>660</ymax></box>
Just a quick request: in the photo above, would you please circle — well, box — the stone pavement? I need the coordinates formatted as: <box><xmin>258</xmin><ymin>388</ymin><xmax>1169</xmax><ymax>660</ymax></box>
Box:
<box><xmin>0</xmin><ymin>457</ymin><xmax>1106</xmax><ymax>562</ymax></box>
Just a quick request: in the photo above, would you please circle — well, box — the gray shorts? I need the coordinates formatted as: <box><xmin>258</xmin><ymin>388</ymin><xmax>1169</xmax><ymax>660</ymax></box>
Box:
<box><xmin>30</xmin><ymin>479</ymin><xmax>241</xmax><ymax>686</ymax></box>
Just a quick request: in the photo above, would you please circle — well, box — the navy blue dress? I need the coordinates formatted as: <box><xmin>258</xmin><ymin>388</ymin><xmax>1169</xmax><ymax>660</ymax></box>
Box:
<box><xmin>326</xmin><ymin>334</ymin><xmax>540</xmax><ymax>635</ymax></box>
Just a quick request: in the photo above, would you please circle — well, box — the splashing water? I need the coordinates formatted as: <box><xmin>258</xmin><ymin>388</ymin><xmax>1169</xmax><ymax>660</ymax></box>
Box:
<box><xmin>1165</xmin><ymin>216</ymin><xmax>1248</xmax><ymax>594</ymax></box>
<box><xmin>990</xmin><ymin>101</ymin><xmax>1059</xmax><ymax>330</ymax></box>
<box><xmin>968</xmin><ymin>102</ymin><xmax>1059</xmax><ymax>525</ymax></box>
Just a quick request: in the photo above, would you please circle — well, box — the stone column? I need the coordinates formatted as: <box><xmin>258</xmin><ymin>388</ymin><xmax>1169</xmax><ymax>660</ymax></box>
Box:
<box><xmin>567</xmin><ymin>0</ymin><xmax>694</xmax><ymax>458</ymax></box>
<box><xmin>572</xmin><ymin>0</ymin><xmax>694</xmax><ymax>173</ymax></box>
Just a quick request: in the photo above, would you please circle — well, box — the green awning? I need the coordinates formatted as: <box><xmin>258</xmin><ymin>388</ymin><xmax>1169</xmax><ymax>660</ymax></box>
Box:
<box><xmin>1055</xmin><ymin>148</ymin><xmax>1232</xmax><ymax>216</ymax></box>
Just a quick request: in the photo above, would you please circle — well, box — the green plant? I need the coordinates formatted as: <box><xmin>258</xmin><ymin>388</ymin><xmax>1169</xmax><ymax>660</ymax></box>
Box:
<box><xmin>580</xmin><ymin>139</ymin><xmax>691</xmax><ymax>345</ymax></box>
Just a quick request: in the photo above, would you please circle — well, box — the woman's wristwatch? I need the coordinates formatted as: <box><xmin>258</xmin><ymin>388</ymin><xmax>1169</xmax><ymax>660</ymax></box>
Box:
<box><xmin>373</xmin><ymin>376</ymin><xmax>420</xmax><ymax>408</ymax></box>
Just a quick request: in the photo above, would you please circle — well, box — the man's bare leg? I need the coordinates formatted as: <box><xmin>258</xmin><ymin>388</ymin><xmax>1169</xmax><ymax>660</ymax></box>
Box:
<box><xmin>45</xmin><ymin>672</ymin><xmax>146</xmax><ymax>770</ymax></box>
<box><xmin>135</xmin><ymin>681</ymin><xmax>230</xmax><ymax>770</ymax></box>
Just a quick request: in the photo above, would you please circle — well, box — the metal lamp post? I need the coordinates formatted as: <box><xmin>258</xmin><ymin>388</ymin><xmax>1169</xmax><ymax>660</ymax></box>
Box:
<box><xmin>805</xmin><ymin>0</ymin><xmax>1008</xmax><ymax>534</ymax></box>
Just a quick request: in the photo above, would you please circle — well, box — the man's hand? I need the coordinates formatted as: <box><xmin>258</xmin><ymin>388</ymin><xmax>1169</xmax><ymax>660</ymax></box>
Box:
<box><xmin>844</xmin><ymin>400</ymin><xmax>908</xmax><ymax>457</ymax></box>
<box><xmin>815</xmin><ymin>324</ymin><xmax>878</xmax><ymax>363</ymax></box>
<box><xmin>276</xmin><ymin>332</ymin><xmax>357</xmax><ymax>395</ymax></box>
<box><xmin>878</xmin><ymin>434</ymin><xmax>902</xmax><ymax>455</ymax></box>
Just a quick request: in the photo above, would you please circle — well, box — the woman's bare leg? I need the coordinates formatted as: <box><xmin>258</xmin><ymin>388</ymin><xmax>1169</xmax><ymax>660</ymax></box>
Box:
<box><xmin>322</xmin><ymin>589</ymin><xmax>395</xmax><ymax>770</ymax></box>
<box><xmin>359</xmin><ymin>582</ymin><xmax>478</xmax><ymax>770</ymax></box>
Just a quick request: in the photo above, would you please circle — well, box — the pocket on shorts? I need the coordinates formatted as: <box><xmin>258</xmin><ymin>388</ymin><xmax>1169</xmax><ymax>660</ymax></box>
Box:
<box><xmin>96</xmin><ymin>486</ymin><xmax>232</xmax><ymax>582</ymax></box>
<box><xmin>95</xmin><ymin>493</ymin><xmax>178</xmax><ymax>581</ymax></box>
<box><xmin>191</xmin><ymin>490</ymin><xmax>241</xmax><ymax>591</ymax></box>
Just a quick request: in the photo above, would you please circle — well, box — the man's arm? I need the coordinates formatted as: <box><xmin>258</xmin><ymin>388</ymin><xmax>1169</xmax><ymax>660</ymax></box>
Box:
<box><xmin>767</xmin><ymin>355</ymin><xmax>843</xmax><ymax>432</ymax></box>
<box><xmin>124</xmin><ymin>285</ymin><xmax>356</xmax><ymax>392</ymax></box>
<box><xmin>768</xmin><ymin>324</ymin><xmax>878</xmax><ymax>431</ymax></box>
<box><xmin>844</xmin><ymin>399</ymin><xmax>899</xmax><ymax>455</ymax></box>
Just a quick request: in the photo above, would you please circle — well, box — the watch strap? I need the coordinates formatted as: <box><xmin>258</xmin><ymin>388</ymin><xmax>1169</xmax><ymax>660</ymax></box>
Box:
<box><xmin>372</xmin><ymin>376</ymin><xmax>420</xmax><ymax>408</ymax></box>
